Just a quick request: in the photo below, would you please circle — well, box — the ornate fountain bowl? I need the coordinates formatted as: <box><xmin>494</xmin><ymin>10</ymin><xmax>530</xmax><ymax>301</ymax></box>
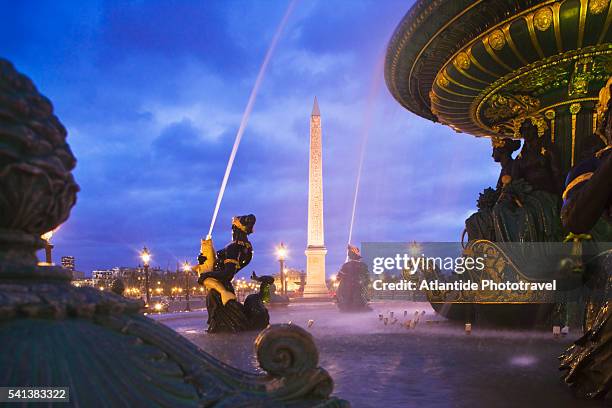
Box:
<box><xmin>385</xmin><ymin>0</ymin><xmax>612</xmax><ymax>171</ymax></box>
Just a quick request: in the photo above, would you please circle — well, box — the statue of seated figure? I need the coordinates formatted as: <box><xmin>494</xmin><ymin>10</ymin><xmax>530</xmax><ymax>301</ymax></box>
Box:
<box><xmin>464</xmin><ymin>137</ymin><xmax>516</xmax><ymax>242</ymax></box>
<box><xmin>559</xmin><ymin>77</ymin><xmax>612</xmax><ymax>401</ymax></box>
<box><xmin>465</xmin><ymin>121</ymin><xmax>564</xmax><ymax>244</ymax></box>
<box><xmin>336</xmin><ymin>245</ymin><xmax>371</xmax><ymax>312</ymax></box>
<box><xmin>197</xmin><ymin>215</ymin><xmax>256</xmax><ymax>333</ymax></box>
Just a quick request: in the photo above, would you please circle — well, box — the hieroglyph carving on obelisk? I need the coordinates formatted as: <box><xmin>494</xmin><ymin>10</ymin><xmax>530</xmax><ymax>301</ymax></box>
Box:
<box><xmin>303</xmin><ymin>97</ymin><xmax>328</xmax><ymax>298</ymax></box>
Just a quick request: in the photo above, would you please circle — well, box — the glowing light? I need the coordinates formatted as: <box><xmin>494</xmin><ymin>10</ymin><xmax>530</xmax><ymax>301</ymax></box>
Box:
<box><xmin>41</xmin><ymin>226</ymin><xmax>60</xmax><ymax>242</ymax></box>
<box><xmin>140</xmin><ymin>247</ymin><xmax>151</xmax><ymax>265</ymax></box>
<box><xmin>153</xmin><ymin>303</ymin><xmax>163</xmax><ymax>312</ymax></box>
<box><xmin>276</xmin><ymin>243</ymin><xmax>288</xmax><ymax>260</ymax></box>
<box><xmin>183</xmin><ymin>262</ymin><xmax>191</xmax><ymax>272</ymax></box>
<box><xmin>509</xmin><ymin>355</ymin><xmax>537</xmax><ymax>367</ymax></box>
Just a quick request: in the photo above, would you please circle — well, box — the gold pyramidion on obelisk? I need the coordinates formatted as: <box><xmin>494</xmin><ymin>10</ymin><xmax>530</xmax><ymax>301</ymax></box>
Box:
<box><xmin>303</xmin><ymin>96</ymin><xmax>329</xmax><ymax>298</ymax></box>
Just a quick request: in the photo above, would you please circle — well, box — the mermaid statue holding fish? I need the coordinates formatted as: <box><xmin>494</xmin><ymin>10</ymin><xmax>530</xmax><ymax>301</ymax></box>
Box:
<box><xmin>196</xmin><ymin>214</ymin><xmax>272</xmax><ymax>332</ymax></box>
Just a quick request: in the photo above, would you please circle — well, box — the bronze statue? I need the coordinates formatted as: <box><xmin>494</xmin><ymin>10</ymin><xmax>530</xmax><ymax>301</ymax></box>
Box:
<box><xmin>491</xmin><ymin>137</ymin><xmax>520</xmax><ymax>189</ymax></box>
<box><xmin>464</xmin><ymin>137</ymin><xmax>517</xmax><ymax>242</ymax></box>
<box><xmin>466</xmin><ymin>130</ymin><xmax>564</xmax><ymax>243</ymax></box>
<box><xmin>464</xmin><ymin>187</ymin><xmax>499</xmax><ymax>242</ymax></box>
<box><xmin>460</xmin><ymin>121</ymin><xmax>566</xmax><ymax>325</ymax></box>
<box><xmin>243</xmin><ymin>272</ymin><xmax>273</xmax><ymax>330</ymax></box>
<box><xmin>510</xmin><ymin>119</ymin><xmax>563</xmax><ymax>196</ymax></box>
<box><xmin>559</xmin><ymin>78</ymin><xmax>612</xmax><ymax>401</ymax></box>
<box><xmin>336</xmin><ymin>245</ymin><xmax>370</xmax><ymax>312</ymax></box>
<box><xmin>197</xmin><ymin>214</ymin><xmax>266</xmax><ymax>333</ymax></box>
<box><xmin>489</xmin><ymin>119</ymin><xmax>563</xmax><ymax>242</ymax></box>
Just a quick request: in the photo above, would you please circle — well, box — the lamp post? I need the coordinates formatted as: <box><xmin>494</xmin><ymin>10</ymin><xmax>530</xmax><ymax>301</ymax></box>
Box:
<box><xmin>276</xmin><ymin>243</ymin><xmax>287</xmax><ymax>296</ymax></box>
<box><xmin>183</xmin><ymin>261</ymin><xmax>191</xmax><ymax>312</ymax></box>
<box><xmin>140</xmin><ymin>247</ymin><xmax>151</xmax><ymax>307</ymax></box>
<box><xmin>41</xmin><ymin>230</ymin><xmax>55</xmax><ymax>264</ymax></box>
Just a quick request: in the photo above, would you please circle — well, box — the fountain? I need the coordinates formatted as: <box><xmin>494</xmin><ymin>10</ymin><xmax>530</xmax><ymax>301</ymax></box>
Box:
<box><xmin>384</xmin><ymin>0</ymin><xmax>612</xmax><ymax>400</ymax></box>
<box><xmin>0</xmin><ymin>58</ymin><xmax>347</xmax><ymax>407</ymax></box>
<box><xmin>384</xmin><ymin>0</ymin><xmax>612</xmax><ymax>325</ymax></box>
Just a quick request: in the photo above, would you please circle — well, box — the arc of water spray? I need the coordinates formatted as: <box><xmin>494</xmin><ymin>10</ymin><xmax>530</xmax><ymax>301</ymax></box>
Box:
<box><xmin>207</xmin><ymin>0</ymin><xmax>298</xmax><ymax>239</ymax></box>
<box><xmin>346</xmin><ymin>57</ymin><xmax>385</xmax><ymax>256</ymax></box>
<box><xmin>347</xmin><ymin>135</ymin><xmax>367</xmax><ymax>246</ymax></box>
<box><xmin>345</xmin><ymin>112</ymin><xmax>370</xmax><ymax>264</ymax></box>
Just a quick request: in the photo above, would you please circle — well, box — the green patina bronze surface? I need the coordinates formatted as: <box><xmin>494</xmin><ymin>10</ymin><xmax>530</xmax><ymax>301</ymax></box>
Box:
<box><xmin>387</xmin><ymin>2</ymin><xmax>612</xmax><ymax>399</ymax></box>
<box><xmin>384</xmin><ymin>1</ymin><xmax>612</xmax><ymax>330</ymax></box>
<box><xmin>385</xmin><ymin>0</ymin><xmax>612</xmax><ymax>173</ymax></box>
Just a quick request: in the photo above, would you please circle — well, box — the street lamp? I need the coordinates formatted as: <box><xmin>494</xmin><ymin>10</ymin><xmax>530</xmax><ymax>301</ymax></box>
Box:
<box><xmin>276</xmin><ymin>242</ymin><xmax>287</xmax><ymax>296</ymax></box>
<box><xmin>140</xmin><ymin>247</ymin><xmax>151</xmax><ymax>307</ymax></box>
<box><xmin>41</xmin><ymin>229</ymin><xmax>56</xmax><ymax>264</ymax></box>
<box><xmin>183</xmin><ymin>261</ymin><xmax>191</xmax><ymax>312</ymax></box>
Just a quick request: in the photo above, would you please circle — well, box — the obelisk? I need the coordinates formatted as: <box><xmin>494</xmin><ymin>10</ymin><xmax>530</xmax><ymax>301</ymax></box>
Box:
<box><xmin>303</xmin><ymin>97</ymin><xmax>328</xmax><ymax>298</ymax></box>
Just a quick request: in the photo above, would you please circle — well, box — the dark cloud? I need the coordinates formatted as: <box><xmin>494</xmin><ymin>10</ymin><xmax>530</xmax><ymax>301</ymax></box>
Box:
<box><xmin>6</xmin><ymin>0</ymin><xmax>499</xmax><ymax>276</ymax></box>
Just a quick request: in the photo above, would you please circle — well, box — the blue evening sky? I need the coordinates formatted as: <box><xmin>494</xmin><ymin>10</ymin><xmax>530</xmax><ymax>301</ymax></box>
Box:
<box><xmin>1</xmin><ymin>0</ymin><xmax>498</xmax><ymax>276</ymax></box>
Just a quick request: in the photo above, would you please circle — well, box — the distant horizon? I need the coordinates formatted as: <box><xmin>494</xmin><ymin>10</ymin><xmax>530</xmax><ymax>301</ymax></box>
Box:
<box><xmin>52</xmin><ymin>252</ymin><xmax>308</xmax><ymax>277</ymax></box>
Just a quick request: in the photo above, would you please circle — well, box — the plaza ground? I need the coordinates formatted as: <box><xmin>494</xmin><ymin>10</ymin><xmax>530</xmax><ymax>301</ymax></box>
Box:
<box><xmin>154</xmin><ymin>301</ymin><xmax>601</xmax><ymax>408</ymax></box>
